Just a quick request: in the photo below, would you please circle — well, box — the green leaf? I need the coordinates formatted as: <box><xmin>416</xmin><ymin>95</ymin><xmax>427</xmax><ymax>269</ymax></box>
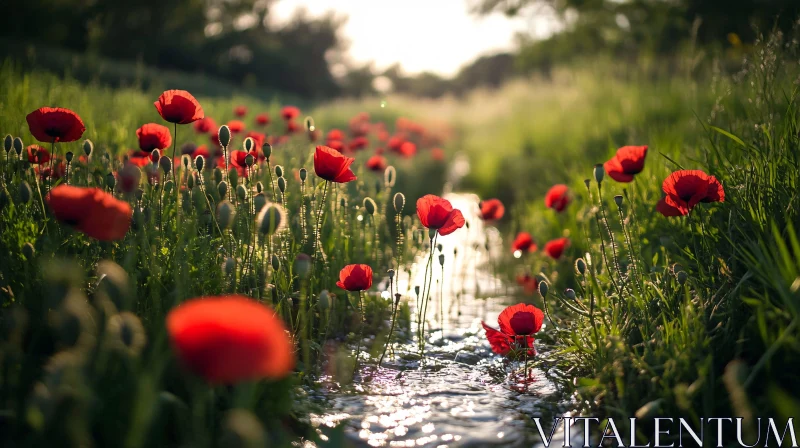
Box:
<box><xmin>709</xmin><ymin>125</ymin><xmax>747</xmax><ymax>148</ymax></box>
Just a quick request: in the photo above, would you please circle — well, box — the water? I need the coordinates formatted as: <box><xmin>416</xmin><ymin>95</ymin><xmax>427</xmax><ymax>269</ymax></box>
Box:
<box><xmin>305</xmin><ymin>194</ymin><xmax>577</xmax><ymax>447</ymax></box>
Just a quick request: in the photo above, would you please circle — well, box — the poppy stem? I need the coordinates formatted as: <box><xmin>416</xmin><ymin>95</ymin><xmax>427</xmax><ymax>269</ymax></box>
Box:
<box><xmin>379</xmin><ymin>277</ymin><xmax>396</xmax><ymax>367</ymax></box>
<box><xmin>172</xmin><ymin>123</ymin><xmax>177</xmax><ymax>186</ymax></box>
<box><xmin>312</xmin><ymin>180</ymin><xmax>329</xmax><ymax>268</ymax></box>
<box><xmin>353</xmin><ymin>290</ymin><xmax>365</xmax><ymax>377</ymax></box>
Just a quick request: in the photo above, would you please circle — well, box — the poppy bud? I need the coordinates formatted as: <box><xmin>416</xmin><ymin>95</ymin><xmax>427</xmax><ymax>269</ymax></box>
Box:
<box><xmin>218</xmin><ymin>181</ymin><xmax>228</xmax><ymax>198</ymax></box>
<box><xmin>22</xmin><ymin>242</ymin><xmax>35</xmax><ymax>260</ymax></box>
<box><xmin>159</xmin><ymin>156</ymin><xmax>172</xmax><ymax>174</ymax></box>
<box><xmin>363</xmin><ymin>197</ymin><xmax>376</xmax><ymax>215</ymax></box>
<box><xmin>538</xmin><ymin>281</ymin><xmax>549</xmax><ymax>297</ymax></box>
<box><xmin>187</xmin><ymin>173</ymin><xmax>195</xmax><ymax>190</ymax></box>
<box><xmin>584</xmin><ymin>179</ymin><xmax>591</xmax><ymax>190</ymax></box>
<box><xmin>677</xmin><ymin>271</ymin><xmax>688</xmax><ymax>285</ymax></box>
<box><xmin>18</xmin><ymin>181</ymin><xmax>32</xmax><ymax>204</ymax></box>
<box><xmin>465</xmin><ymin>221</ymin><xmax>470</xmax><ymax>229</ymax></box>
<box><xmin>275</xmin><ymin>165</ymin><xmax>283</xmax><ymax>178</ymax></box>
<box><xmin>305</xmin><ymin>116</ymin><xmax>315</xmax><ymax>132</ymax></box>
<box><xmin>229</xmin><ymin>168</ymin><xmax>239</xmax><ymax>189</ymax></box>
<box><xmin>593</xmin><ymin>164</ymin><xmax>605</xmax><ymax>184</ymax></box>
<box><xmin>3</xmin><ymin>135</ymin><xmax>11</xmax><ymax>153</ymax></box>
<box><xmin>299</xmin><ymin>168</ymin><xmax>307</xmax><ymax>182</ymax></box>
<box><xmin>236</xmin><ymin>184</ymin><xmax>247</xmax><ymax>201</ymax></box>
<box><xmin>0</xmin><ymin>188</ymin><xmax>8</xmax><ymax>212</ymax></box>
<box><xmin>83</xmin><ymin>139</ymin><xmax>93</xmax><ymax>156</ymax></box>
<box><xmin>294</xmin><ymin>253</ymin><xmax>311</xmax><ymax>278</ymax></box>
<box><xmin>387</xmin><ymin>269</ymin><xmax>395</xmax><ymax>279</ymax></box>
<box><xmin>245</xmin><ymin>153</ymin><xmax>254</xmax><ymax>167</ymax></box>
<box><xmin>223</xmin><ymin>257</ymin><xmax>236</xmax><ymax>276</ymax></box>
<box><xmin>575</xmin><ymin>258</ymin><xmax>587</xmax><ymax>275</ymax></box>
<box><xmin>255</xmin><ymin>182</ymin><xmax>263</xmax><ymax>194</ymax></box>
<box><xmin>672</xmin><ymin>263</ymin><xmax>684</xmax><ymax>274</ymax></box>
<box><xmin>393</xmin><ymin>192</ymin><xmax>405</xmax><ymax>213</ymax></box>
<box><xmin>438</xmin><ymin>254</ymin><xmax>445</xmax><ymax>266</ymax></box>
<box><xmin>317</xmin><ymin>290</ymin><xmax>330</xmax><ymax>310</ymax></box>
<box><xmin>257</xmin><ymin>203</ymin><xmax>286</xmax><ymax>236</ymax></box>
<box><xmin>277</xmin><ymin>177</ymin><xmax>286</xmax><ymax>194</ymax></box>
<box><xmin>182</xmin><ymin>155</ymin><xmax>190</xmax><ymax>169</ymax></box>
<box><xmin>437</xmin><ymin>243</ymin><xmax>443</xmax><ymax>253</ymax></box>
<box><xmin>564</xmin><ymin>288</ymin><xmax>576</xmax><ymax>300</ymax></box>
<box><xmin>214</xmin><ymin>168</ymin><xmax>223</xmax><ymax>184</ymax></box>
<box><xmin>262</xmin><ymin>143</ymin><xmax>272</xmax><ymax>160</ymax></box>
<box><xmin>340</xmin><ymin>197</ymin><xmax>346</xmax><ymax>208</ymax></box>
<box><xmin>414</xmin><ymin>286</ymin><xmax>420</xmax><ymax>296</ymax></box>
<box><xmin>253</xmin><ymin>193</ymin><xmax>266</xmax><ymax>213</ymax></box>
<box><xmin>614</xmin><ymin>195</ymin><xmax>623</xmax><ymax>207</ymax></box>
<box><xmin>107</xmin><ymin>312</ymin><xmax>147</xmax><ymax>356</ymax></box>
<box><xmin>384</xmin><ymin>166</ymin><xmax>396</xmax><ymax>187</ymax></box>
<box><xmin>96</xmin><ymin>260</ymin><xmax>133</xmax><ymax>311</ymax></box>
<box><xmin>65</xmin><ymin>151</ymin><xmax>74</xmax><ymax>163</ymax></box>
<box><xmin>219</xmin><ymin>125</ymin><xmax>231</xmax><ymax>147</ymax></box>
<box><xmin>216</xmin><ymin>200</ymin><xmax>236</xmax><ymax>230</ymax></box>
<box><xmin>163</xmin><ymin>180</ymin><xmax>174</xmax><ymax>195</ymax></box>
<box><xmin>271</xmin><ymin>254</ymin><xmax>280</xmax><ymax>271</ymax></box>
<box><xmin>395</xmin><ymin>293</ymin><xmax>402</xmax><ymax>305</ymax></box>
<box><xmin>13</xmin><ymin>137</ymin><xmax>23</xmax><ymax>156</ymax></box>
<box><xmin>195</xmin><ymin>154</ymin><xmax>205</xmax><ymax>172</ymax></box>
<box><xmin>244</xmin><ymin>137</ymin><xmax>254</xmax><ymax>152</ymax></box>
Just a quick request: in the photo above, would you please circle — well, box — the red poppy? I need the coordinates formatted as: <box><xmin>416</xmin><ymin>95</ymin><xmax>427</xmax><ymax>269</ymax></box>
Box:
<box><xmin>431</xmin><ymin>148</ymin><xmax>445</xmax><ymax>161</ymax></box>
<box><xmin>348</xmin><ymin>136</ymin><xmax>369</xmax><ymax>151</ymax></box>
<box><xmin>255</xmin><ymin>113</ymin><xmax>270</xmax><ymax>126</ymax></box>
<box><xmin>166</xmin><ymin>295</ymin><xmax>295</xmax><ymax>384</ymax></box>
<box><xmin>387</xmin><ymin>135</ymin><xmax>404</xmax><ymax>152</ymax></box>
<box><xmin>544</xmin><ymin>184</ymin><xmax>570</xmax><ymax>212</ymax></box>
<box><xmin>36</xmin><ymin>162</ymin><xmax>66</xmax><ymax>181</ymax></box>
<box><xmin>399</xmin><ymin>141</ymin><xmax>417</xmax><ymax>158</ymax></box>
<box><xmin>481</xmin><ymin>303</ymin><xmax>544</xmax><ymax>357</ymax></box>
<box><xmin>327</xmin><ymin>129</ymin><xmax>345</xmax><ymax>141</ymax></box>
<box><xmin>227</xmin><ymin>120</ymin><xmax>245</xmax><ymax>134</ymax></box>
<box><xmin>46</xmin><ymin>185</ymin><xmax>132</xmax><ymax>241</ymax></box>
<box><xmin>193</xmin><ymin>117</ymin><xmax>216</xmax><ymax>134</ymax></box>
<box><xmin>234</xmin><ymin>105</ymin><xmax>247</xmax><ymax>118</ymax></box>
<box><xmin>336</xmin><ymin>264</ymin><xmax>374</xmax><ymax>291</ymax></box>
<box><xmin>27</xmin><ymin>145</ymin><xmax>51</xmax><ymax>164</ymax></box>
<box><xmin>479</xmin><ymin>198</ymin><xmax>505</xmax><ymax>221</ymax></box>
<box><xmin>136</xmin><ymin>123</ymin><xmax>172</xmax><ymax>152</ymax></box>
<box><xmin>313</xmin><ymin>145</ymin><xmax>357</xmax><ymax>183</ymax></box>
<box><xmin>544</xmin><ymin>237</ymin><xmax>570</xmax><ymax>260</ymax></box>
<box><xmin>245</xmin><ymin>131</ymin><xmax>266</xmax><ymax>152</ymax></box>
<box><xmin>119</xmin><ymin>164</ymin><xmax>142</xmax><ymax>193</ymax></box>
<box><xmin>326</xmin><ymin>140</ymin><xmax>345</xmax><ymax>152</ymax></box>
<box><xmin>154</xmin><ymin>90</ymin><xmax>204</xmax><ymax>124</ymax></box>
<box><xmin>516</xmin><ymin>274</ymin><xmax>540</xmax><ymax>295</ymax></box>
<box><xmin>416</xmin><ymin>194</ymin><xmax>466</xmax><ymax>236</ymax></box>
<box><xmin>281</xmin><ymin>106</ymin><xmax>301</xmax><ymax>121</ymax></box>
<box><xmin>376</xmin><ymin>129</ymin><xmax>389</xmax><ymax>142</ymax></box>
<box><xmin>366</xmin><ymin>155</ymin><xmax>387</xmax><ymax>172</ymax></box>
<box><xmin>193</xmin><ymin>145</ymin><xmax>211</xmax><ymax>159</ymax></box>
<box><xmin>604</xmin><ymin>145</ymin><xmax>648</xmax><ymax>182</ymax></box>
<box><xmin>511</xmin><ymin>232</ymin><xmax>536</xmax><ymax>254</ymax></box>
<box><xmin>26</xmin><ymin>107</ymin><xmax>86</xmax><ymax>143</ymax></box>
<box><xmin>286</xmin><ymin>120</ymin><xmax>300</xmax><ymax>134</ymax></box>
<box><xmin>660</xmin><ymin>170</ymin><xmax>725</xmax><ymax>216</ymax></box>
<box><xmin>656</xmin><ymin>197</ymin><xmax>684</xmax><ymax>217</ymax></box>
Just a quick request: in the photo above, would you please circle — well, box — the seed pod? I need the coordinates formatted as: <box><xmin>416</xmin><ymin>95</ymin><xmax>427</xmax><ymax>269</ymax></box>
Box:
<box><xmin>340</xmin><ymin>197</ymin><xmax>346</xmax><ymax>208</ymax></box>
<box><xmin>593</xmin><ymin>164</ymin><xmax>605</xmax><ymax>184</ymax></box>
<box><xmin>393</xmin><ymin>192</ymin><xmax>405</xmax><ymax>213</ymax></box>
<box><xmin>236</xmin><ymin>184</ymin><xmax>247</xmax><ymax>201</ymax></box>
<box><xmin>83</xmin><ymin>139</ymin><xmax>93</xmax><ymax>156</ymax></box>
<box><xmin>163</xmin><ymin>180</ymin><xmax>174</xmax><ymax>195</ymax></box>
<box><xmin>216</xmin><ymin>200</ymin><xmax>236</xmax><ymax>230</ymax></box>
<box><xmin>65</xmin><ymin>151</ymin><xmax>74</xmax><ymax>163</ymax></box>
<box><xmin>107</xmin><ymin>312</ymin><xmax>147</xmax><ymax>357</ymax></box>
<box><xmin>384</xmin><ymin>165</ymin><xmax>396</xmax><ymax>187</ymax></box>
<box><xmin>182</xmin><ymin>154</ymin><xmax>190</xmax><ymax>169</ymax></box>
<box><xmin>294</xmin><ymin>253</ymin><xmax>311</xmax><ymax>278</ymax></box>
<box><xmin>244</xmin><ymin>137</ymin><xmax>254</xmax><ymax>152</ymax></box>
<box><xmin>13</xmin><ymin>137</ymin><xmax>23</xmax><ymax>156</ymax></box>
<box><xmin>159</xmin><ymin>156</ymin><xmax>172</xmax><ymax>174</ymax></box>
<box><xmin>245</xmin><ymin>153</ymin><xmax>254</xmax><ymax>167</ymax></box>
<box><xmin>0</xmin><ymin>188</ymin><xmax>9</xmax><ymax>212</ymax></box>
<box><xmin>277</xmin><ymin>176</ymin><xmax>286</xmax><ymax>193</ymax></box>
<box><xmin>414</xmin><ymin>286</ymin><xmax>421</xmax><ymax>296</ymax></box>
<box><xmin>217</xmin><ymin>181</ymin><xmax>228</xmax><ymax>198</ymax></box>
<box><xmin>213</xmin><ymin>167</ymin><xmax>223</xmax><ymax>184</ymax></box>
<box><xmin>255</xmin><ymin>182</ymin><xmax>263</xmax><ymax>194</ymax></box>
<box><xmin>363</xmin><ymin>197</ymin><xmax>376</xmax><ymax>215</ymax></box>
<box><xmin>96</xmin><ymin>260</ymin><xmax>133</xmax><ymax>311</ymax></box>
<box><xmin>18</xmin><ymin>181</ymin><xmax>32</xmax><ymax>204</ymax></box>
<box><xmin>262</xmin><ymin>143</ymin><xmax>272</xmax><ymax>160</ymax></box>
<box><xmin>223</xmin><ymin>257</ymin><xmax>236</xmax><ymax>276</ymax></box>
<box><xmin>583</xmin><ymin>179</ymin><xmax>591</xmax><ymax>190</ymax></box>
<box><xmin>275</xmin><ymin>165</ymin><xmax>283</xmax><ymax>178</ymax></box>
<box><xmin>564</xmin><ymin>288</ymin><xmax>576</xmax><ymax>300</ymax></box>
<box><xmin>218</xmin><ymin>125</ymin><xmax>231</xmax><ymax>147</ymax></box>
<box><xmin>299</xmin><ymin>168</ymin><xmax>307</xmax><ymax>182</ymax></box>
<box><xmin>387</xmin><ymin>269</ymin><xmax>395</xmax><ymax>279</ymax></box>
<box><xmin>538</xmin><ymin>281</ymin><xmax>549</xmax><ymax>298</ymax></box>
<box><xmin>271</xmin><ymin>254</ymin><xmax>280</xmax><ymax>271</ymax></box>
<box><xmin>677</xmin><ymin>271</ymin><xmax>688</xmax><ymax>285</ymax></box>
<box><xmin>253</xmin><ymin>193</ymin><xmax>267</xmax><ymax>213</ymax></box>
<box><xmin>256</xmin><ymin>203</ymin><xmax>287</xmax><ymax>236</ymax></box>
<box><xmin>428</xmin><ymin>228</ymin><xmax>437</xmax><ymax>239</ymax></box>
<box><xmin>229</xmin><ymin>167</ymin><xmax>239</xmax><ymax>189</ymax></box>
<box><xmin>438</xmin><ymin>254</ymin><xmax>445</xmax><ymax>266</ymax></box>
<box><xmin>614</xmin><ymin>195</ymin><xmax>623</xmax><ymax>207</ymax></box>
<box><xmin>437</xmin><ymin>243</ymin><xmax>443</xmax><ymax>253</ymax></box>
<box><xmin>317</xmin><ymin>290</ymin><xmax>330</xmax><ymax>310</ymax></box>
<box><xmin>22</xmin><ymin>242</ymin><xmax>35</xmax><ymax>260</ymax></box>
<box><xmin>187</xmin><ymin>173</ymin><xmax>196</xmax><ymax>190</ymax></box>
<box><xmin>575</xmin><ymin>258</ymin><xmax>587</xmax><ymax>275</ymax></box>
<box><xmin>3</xmin><ymin>135</ymin><xmax>11</xmax><ymax>153</ymax></box>
<box><xmin>192</xmin><ymin>186</ymin><xmax>207</xmax><ymax>210</ymax></box>
<box><xmin>305</xmin><ymin>116</ymin><xmax>315</xmax><ymax>132</ymax></box>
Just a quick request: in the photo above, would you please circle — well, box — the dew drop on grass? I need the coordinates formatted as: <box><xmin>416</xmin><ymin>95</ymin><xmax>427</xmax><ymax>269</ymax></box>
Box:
<box><xmin>380</xmin><ymin>100</ymin><xmax>387</xmax><ymax>108</ymax></box>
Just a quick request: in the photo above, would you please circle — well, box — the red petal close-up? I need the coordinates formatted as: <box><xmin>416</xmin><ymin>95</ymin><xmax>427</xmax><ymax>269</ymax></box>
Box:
<box><xmin>166</xmin><ymin>295</ymin><xmax>295</xmax><ymax>384</ymax></box>
<box><xmin>46</xmin><ymin>185</ymin><xmax>132</xmax><ymax>241</ymax></box>
<box><xmin>227</xmin><ymin>120</ymin><xmax>245</xmax><ymax>134</ymax></box>
<box><xmin>255</xmin><ymin>113</ymin><xmax>270</xmax><ymax>126</ymax></box>
<box><xmin>26</xmin><ymin>145</ymin><xmax>51</xmax><ymax>164</ymax></box>
<box><xmin>193</xmin><ymin>117</ymin><xmax>216</xmax><ymax>134</ymax></box>
<box><xmin>136</xmin><ymin>123</ymin><xmax>172</xmax><ymax>152</ymax></box>
<box><xmin>544</xmin><ymin>184</ymin><xmax>570</xmax><ymax>212</ymax></box>
<box><xmin>479</xmin><ymin>198</ymin><xmax>505</xmax><ymax>221</ymax></box>
<box><xmin>662</xmin><ymin>169</ymin><xmax>725</xmax><ymax>215</ymax></box>
<box><xmin>336</xmin><ymin>264</ymin><xmax>374</xmax><ymax>291</ymax></box>
<box><xmin>313</xmin><ymin>145</ymin><xmax>357</xmax><ymax>183</ymax></box>
<box><xmin>154</xmin><ymin>90</ymin><xmax>204</xmax><ymax>124</ymax></box>
<box><xmin>26</xmin><ymin>107</ymin><xmax>86</xmax><ymax>143</ymax></box>
<box><xmin>604</xmin><ymin>145</ymin><xmax>648</xmax><ymax>182</ymax></box>
<box><xmin>234</xmin><ymin>105</ymin><xmax>247</xmax><ymax>118</ymax></box>
<box><xmin>498</xmin><ymin>303</ymin><xmax>544</xmax><ymax>336</ymax></box>
<box><xmin>366</xmin><ymin>154</ymin><xmax>387</xmax><ymax>172</ymax></box>
<box><xmin>544</xmin><ymin>237</ymin><xmax>570</xmax><ymax>260</ymax></box>
<box><xmin>416</xmin><ymin>194</ymin><xmax>465</xmax><ymax>236</ymax></box>
<box><xmin>511</xmin><ymin>232</ymin><xmax>536</xmax><ymax>253</ymax></box>
<box><xmin>281</xmin><ymin>106</ymin><xmax>301</xmax><ymax>121</ymax></box>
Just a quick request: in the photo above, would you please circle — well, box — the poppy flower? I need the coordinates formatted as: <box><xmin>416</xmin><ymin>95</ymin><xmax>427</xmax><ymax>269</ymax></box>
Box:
<box><xmin>26</xmin><ymin>107</ymin><xmax>86</xmax><ymax>143</ymax></box>
<box><xmin>245</xmin><ymin>131</ymin><xmax>266</xmax><ymax>152</ymax></box>
<box><xmin>286</xmin><ymin>120</ymin><xmax>300</xmax><ymax>134</ymax></box>
<box><xmin>229</xmin><ymin>150</ymin><xmax>249</xmax><ymax>168</ymax></box>
<box><xmin>376</xmin><ymin>129</ymin><xmax>389</xmax><ymax>142</ymax></box>
<box><xmin>481</xmin><ymin>303</ymin><xmax>544</xmax><ymax>357</ymax></box>
<box><xmin>193</xmin><ymin>145</ymin><xmax>211</xmax><ymax>159</ymax></box>
<box><xmin>544</xmin><ymin>237</ymin><xmax>570</xmax><ymax>260</ymax></box>
<box><xmin>511</xmin><ymin>232</ymin><xmax>536</xmax><ymax>254</ymax></box>
<box><xmin>227</xmin><ymin>120</ymin><xmax>245</xmax><ymax>134</ymax></box>
<box><xmin>656</xmin><ymin>197</ymin><xmax>684</xmax><ymax>217</ymax></box>
<box><xmin>366</xmin><ymin>155</ymin><xmax>387</xmax><ymax>172</ymax></box>
<box><xmin>37</xmin><ymin>162</ymin><xmax>66</xmax><ymax>181</ymax></box>
<box><xmin>326</xmin><ymin>140</ymin><xmax>345</xmax><ymax>152</ymax></box>
<box><xmin>348</xmin><ymin>136</ymin><xmax>369</xmax><ymax>151</ymax></box>
<box><xmin>416</xmin><ymin>194</ymin><xmax>466</xmax><ymax>236</ymax></box>
<box><xmin>281</xmin><ymin>106</ymin><xmax>300</xmax><ymax>121</ymax></box>
<box><xmin>154</xmin><ymin>90</ymin><xmax>204</xmax><ymax>124</ymax></box>
<box><xmin>479</xmin><ymin>198</ymin><xmax>505</xmax><ymax>221</ymax></box>
<box><xmin>516</xmin><ymin>274</ymin><xmax>540</xmax><ymax>295</ymax></box>
<box><xmin>660</xmin><ymin>170</ymin><xmax>725</xmax><ymax>216</ymax></box>
<box><xmin>336</xmin><ymin>264</ymin><xmax>373</xmax><ymax>291</ymax></box>
<box><xmin>136</xmin><ymin>123</ymin><xmax>172</xmax><ymax>152</ymax></box>
<box><xmin>604</xmin><ymin>145</ymin><xmax>648</xmax><ymax>182</ymax></box>
<box><xmin>313</xmin><ymin>145</ymin><xmax>357</xmax><ymax>183</ymax></box>
<box><xmin>431</xmin><ymin>148</ymin><xmax>445</xmax><ymax>161</ymax></box>
<box><xmin>46</xmin><ymin>185</ymin><xmax>132</xmax><ymax>241</ymax></box>
<box><xmin>193</xmin><ymin>117</ymin><xmax>216</xmax><ymax>134</ymax></box>
<box><xmin>166</xmin><ymin>295</ymin><xmax>294</xmax><ymax>384</ymax></box>
<box><xmin>399</xmin><ymin>141</ymin><xmax>417</xmax><ymax>158</ymax></box>
<box><xmin>544</xmin><ymin>184</ymin><xmax>570</xmax><ymax>212</ymax></box>
<box><xmin>27</xmin><ymin>145</ymin><xmax>51</xmax><ymax>164</ymax></box>
<box><xmin>327</xmin><ymin>129</ymin><xmax>345</xmax><ymax>141</ymax></box>
<box><xmin>387</xmin><ymin>136</ymin><xmax>404</xmax><ymax>152</ymax></box>
<box><xmin>234</xmin><ymin>105</ymin><xmax>247</xmax><ymax>118</ymax></box>
<box><xmin>255</xmin><ymin>113</ymin><xmax>270</xmax><ymax>126</ymax></box>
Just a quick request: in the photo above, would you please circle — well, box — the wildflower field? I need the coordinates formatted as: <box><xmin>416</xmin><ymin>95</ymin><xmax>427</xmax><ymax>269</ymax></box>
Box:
<box><xmin>2</xmin><ymin>23</ymin><xmax>800</xmax><ymax>447</ymax></box>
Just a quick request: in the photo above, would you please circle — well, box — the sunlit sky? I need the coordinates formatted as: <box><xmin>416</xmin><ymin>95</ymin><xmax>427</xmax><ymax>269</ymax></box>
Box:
<box><xmin>270</xmin><ymin>0</ymin><xmax>559</xmax><ymax>77</ymax></box>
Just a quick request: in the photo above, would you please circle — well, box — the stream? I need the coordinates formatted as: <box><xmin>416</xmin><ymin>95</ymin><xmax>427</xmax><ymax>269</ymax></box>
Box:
<box><xmin>304</xmin><ymin>193</ymin><xmax>578</xmax><ymax>447</ymax></box>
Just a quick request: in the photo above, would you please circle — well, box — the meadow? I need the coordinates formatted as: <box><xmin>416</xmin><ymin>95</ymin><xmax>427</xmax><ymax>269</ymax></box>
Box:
<box><xmin>1</xmin><ymin>25</ymin><xmax>800</xmax><ymax>447</ymax></box>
